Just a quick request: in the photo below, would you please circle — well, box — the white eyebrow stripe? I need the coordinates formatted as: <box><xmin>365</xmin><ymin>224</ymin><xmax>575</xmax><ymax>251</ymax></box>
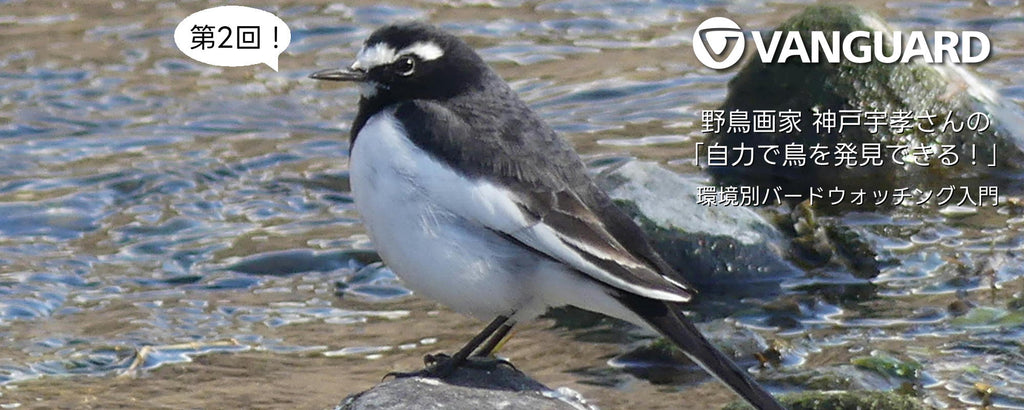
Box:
<box><xmin>399</xmin><ymin>41</ymin><xmax>444</xmax><ymax>61</ymax></box>
<box><xmin>353</xmin><ymin>42</ymin><xmax>397</xmax><ymax>70</ymax></box>
<box><xmin>352</xmin><ymin>41</ymin><xmax>444</xmax><ymax>70</ymax></box>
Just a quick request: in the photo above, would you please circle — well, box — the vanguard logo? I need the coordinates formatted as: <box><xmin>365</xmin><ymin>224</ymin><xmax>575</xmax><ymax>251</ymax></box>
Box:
<box><xmin>693</xmin><ymin>17</ymin><xmax>991</xmax><ymax>69</ymax></box>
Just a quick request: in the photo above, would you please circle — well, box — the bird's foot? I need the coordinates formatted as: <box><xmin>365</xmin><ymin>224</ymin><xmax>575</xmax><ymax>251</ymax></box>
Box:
<box><xmin>467</xmin><ymin>355</ymin><xmax>519</xmax><ymax>372</ymax></box>
<box><xmin>430</xmin><ymin>353</ymin><xmax>519</xmax><ymax>372</ymax></box>
<box><xmin>381</xmin><ymin>353</ymin><xmax>458</xmax><ymax>380</ymax></box>
<box><xmin>381</xmin><ymin>368</ymin><xmax>432</xmax><ymax>380</ymax></box>
<box><xmin>382</xmin><ymin>353</ymin><xmax>518</xmax><ymax>381</ymax></box>
<box><xmin>423</xmin><ymin>352</ymin><xmax>452</xmax><ymax>367</ymax></box>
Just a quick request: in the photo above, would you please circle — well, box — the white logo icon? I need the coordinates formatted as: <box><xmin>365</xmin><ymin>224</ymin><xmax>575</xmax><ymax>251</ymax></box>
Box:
<box><xmin>693</xmin><ymin>17</ymin><xmax>745</xmax><ymax>69</ymax></box>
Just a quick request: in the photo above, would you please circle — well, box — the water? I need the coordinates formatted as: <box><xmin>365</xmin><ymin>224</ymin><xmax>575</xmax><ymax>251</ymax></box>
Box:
<box><xmin>1</xmin><ymin>0</ymin><xmax>1023</xmax><ymax>408</ymax></box>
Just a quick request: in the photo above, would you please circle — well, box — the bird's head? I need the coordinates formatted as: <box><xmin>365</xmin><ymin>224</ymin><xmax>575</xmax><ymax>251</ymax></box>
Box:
<box><xmin>310</xmin><ymin>22</ymin><xmax>488</xmax><ymax>104</ymax></box>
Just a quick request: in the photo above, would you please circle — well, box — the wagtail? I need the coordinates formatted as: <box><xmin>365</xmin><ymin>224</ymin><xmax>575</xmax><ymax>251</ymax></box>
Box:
<box><xmin>311</xmin><ymin>22</ymin><xmax>783</xmax><ymax>410</ymax></box>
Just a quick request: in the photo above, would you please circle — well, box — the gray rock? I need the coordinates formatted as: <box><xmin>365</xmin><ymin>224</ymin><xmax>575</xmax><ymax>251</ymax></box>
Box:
<box><xmin>338</xmin><ymin>361</ymin><xmax>596</xmax><ymax>410</ymax></box>
<box><xmin>708</xmin><ymin>4</ymin><xmax>1024</xmax><ymax>197</ymax></box>
<box><xmin>596</xmin><ymin>161</ymin><xmax>802</xmax><ymax>296</ymax></box>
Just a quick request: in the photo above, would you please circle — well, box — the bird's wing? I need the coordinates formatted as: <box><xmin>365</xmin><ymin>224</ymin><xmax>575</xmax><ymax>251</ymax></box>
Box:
<box><xmin>509</xmin><ymin>187</ymin><xmax>694</xmax><ymax>302</ymax></box>
<box><xmin>392</xmin><ymin>100</ymin><xmax>694</xmax><ymax>302</ymax></box>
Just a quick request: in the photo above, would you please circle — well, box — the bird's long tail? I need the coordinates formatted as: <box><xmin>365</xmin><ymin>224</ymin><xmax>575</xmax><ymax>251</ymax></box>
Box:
<box><xmin>621</xmin><ymin>296</ymin><xmax>785</xmax><ymax>410</ymax></box>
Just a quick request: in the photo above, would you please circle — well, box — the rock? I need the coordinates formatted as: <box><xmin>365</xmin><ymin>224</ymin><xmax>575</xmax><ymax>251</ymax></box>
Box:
<box><xmin>754</xmin><ymin>356</ymin><xmax>933</xmax><ymax>406</ymax></box>
<box><xmin>779</xmin><ymin>201</ymin><xmax>881</xmax><ymax>278</ymax></box>
<box><xmin>596</xmin><ymin>161</ymin><xmax>802</xmax><ymax>300</ymax></box>
<box><xmin>707</xmin><ymin>4</ymin><xmax>1024</xmax><ymax>198</ymax></box>
<box><xmin>762</xmin><ymin>364</ymin><xmax>909</xmax><ymax>392</ymax></box>
<box><xmin>722</xmin><ymin>390</ymin><xmax>929</xmax><ymax>410</ymax></box>
<box><xmin>338</xmin><ymin>361</ymin><xmax>595</xmax><ymax>410</ymax></box>
<box><xmin>226</xmin><ymin>248</ymin><xmax>379</xmax><ymax>275</ymax></box>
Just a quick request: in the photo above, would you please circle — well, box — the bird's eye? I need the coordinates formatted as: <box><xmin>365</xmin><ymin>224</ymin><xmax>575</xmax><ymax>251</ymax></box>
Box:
<box><xmin>394</xmin><ymin>55</ymin><xmax>416</xmax><ymax>76</ymax></box>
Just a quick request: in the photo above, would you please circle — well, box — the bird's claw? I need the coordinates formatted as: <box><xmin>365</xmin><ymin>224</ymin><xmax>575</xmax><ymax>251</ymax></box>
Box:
<box><xmin>382</xmin><ymin>368</ymin><xmax>432</xmax><ymax>381</ymax></box>
<box><xmin>487</xmin><ymin>356</ymin><xmax>518</xmax><ymax>372</ymax></box>
<box><xmin>423</xmin><ymin>352</ymin><xmax>451</xmax><ymax>367</ymax></box>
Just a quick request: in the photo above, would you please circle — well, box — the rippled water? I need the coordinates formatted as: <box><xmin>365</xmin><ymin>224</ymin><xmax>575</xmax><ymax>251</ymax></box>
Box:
<box><xmin>1</xmin><ymin>0</ymin><xmax>1023</xmax><ymax>408</ymax></box>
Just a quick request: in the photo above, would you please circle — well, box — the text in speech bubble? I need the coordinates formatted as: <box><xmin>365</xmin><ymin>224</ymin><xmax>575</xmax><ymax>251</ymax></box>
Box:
<box><xmin>174</xmin><ymin>6</ymin><xmax>291</xmax><ymax>71</ymax></box>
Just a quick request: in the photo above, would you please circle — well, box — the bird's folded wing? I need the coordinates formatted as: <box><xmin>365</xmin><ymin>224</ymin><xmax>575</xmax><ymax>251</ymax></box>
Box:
<box><xmin>506</xmin><ymin>188</ymin><xmax>693</xmax><ymax>302</ymax></box>
<box><xmin>414</xmin><ymin>168</ymin><xmax>692</xmax><ymax>302</ymax></box>
<box><xmin>394</xmin><ymin>100</ymin><xmax>693</xmax><ymax>302</ymax></box>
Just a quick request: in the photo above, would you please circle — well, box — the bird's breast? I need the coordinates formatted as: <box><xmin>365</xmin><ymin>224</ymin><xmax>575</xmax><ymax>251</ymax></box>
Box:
<box><xmin>349</xmin><ymin>110</ymin><xmax>428</xmax><ymax>229</ymax></box>
<box><xmin>347</xmin><ymin>110</ymin><xmax>536</xmax><ymax>319</ymax></box>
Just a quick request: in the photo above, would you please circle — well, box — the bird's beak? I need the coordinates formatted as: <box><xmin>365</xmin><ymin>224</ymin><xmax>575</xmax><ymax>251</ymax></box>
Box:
<box><xmin>309</xmin><ymin>67</ymin><xmax>366</xmax><ymax>82</ymax></box>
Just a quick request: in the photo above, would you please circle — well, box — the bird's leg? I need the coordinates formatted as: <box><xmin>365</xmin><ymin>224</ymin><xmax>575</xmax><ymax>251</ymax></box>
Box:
<box><xmin>425</xmin><ymin>314</ymin><xmax>510</xmax><ymax>377</ymax></box>
<box><xmin>467</xmin><ymin>323</ymin><xmax>519</xmax><ymax>371</ymax></box>
<box><xmin>386</xmin><ymin>314</ymin><xmax>510</xmax><ymax>380</ymax></box>
<box><xmin>471</xmin><ymin>323</ymin><xmax>513</xmax><ymax>357</ymax></box>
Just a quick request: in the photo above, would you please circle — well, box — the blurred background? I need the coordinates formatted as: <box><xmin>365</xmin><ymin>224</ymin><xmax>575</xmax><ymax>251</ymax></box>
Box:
<box><xmin>1</xmin><ymin>0</ymin><xmax>1022</xmax><ymax>408</ymax></box>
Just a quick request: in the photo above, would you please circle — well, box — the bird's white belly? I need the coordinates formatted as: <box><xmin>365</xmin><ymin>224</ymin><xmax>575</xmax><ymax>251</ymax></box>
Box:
<box><xmin>349</xmin><ymin>111</ymin><xmax>534</xmax><ymax>320</ymax></box>
<box><xmin>348</xmin><ymin>110</ymin><xmax>648</xmax><ymax>327</ymax></box>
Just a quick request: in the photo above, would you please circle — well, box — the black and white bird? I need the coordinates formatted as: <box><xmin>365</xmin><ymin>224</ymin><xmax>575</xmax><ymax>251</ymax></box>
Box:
<box><xmin>311</xmin><ymin>22</ymin><xmax>784</xmax><ymax>410</ymax></box>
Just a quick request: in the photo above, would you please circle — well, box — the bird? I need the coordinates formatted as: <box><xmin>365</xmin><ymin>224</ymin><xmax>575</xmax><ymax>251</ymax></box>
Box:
<box><xmin>310</xmin><ymin>22</ymin><xmax>784</xmax><ymax>410</ymax></box>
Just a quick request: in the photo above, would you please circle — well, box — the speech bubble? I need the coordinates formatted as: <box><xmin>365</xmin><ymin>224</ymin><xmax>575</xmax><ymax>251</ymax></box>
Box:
<box><xmin>174</xmin><ymin>6</ymin><xmax>291</xmax><ymax>71</ymax></box>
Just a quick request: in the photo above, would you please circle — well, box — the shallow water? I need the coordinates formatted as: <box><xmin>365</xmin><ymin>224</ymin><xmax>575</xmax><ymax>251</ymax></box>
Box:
<box><xmin>1</xmin><ymin>0</ymin><xmax>1023</xmax><ymax>408</ymax></box>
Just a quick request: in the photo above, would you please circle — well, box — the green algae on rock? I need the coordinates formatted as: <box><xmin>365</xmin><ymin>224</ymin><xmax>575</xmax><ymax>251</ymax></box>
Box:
<box><xmin>851</xmin><ymin>352</ymin><xmax>923</xmax><ymax>380</ymax></box>
<box><xmin>722</xmin><ymin>390</ymin><xmax>929</xmax><ymax>410</ymax></box>
<box><xmin>707</xmin><ymin>4</ymin><xmax>1024</xmax><ymax>200</ymax></box>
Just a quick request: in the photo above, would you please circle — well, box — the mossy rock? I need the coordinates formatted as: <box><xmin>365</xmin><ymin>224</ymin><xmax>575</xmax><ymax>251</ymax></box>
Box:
<box><xmin>779</xmin><ymin>201</ymin><xmax>881</xmax><ymax>277</ymax></box>
<box><xmin>762</xmin><ymin>364</ymin><xmax>912</xmax><ymax>393</ymax></box>
<box><xmin>721</xmin><ymin>390</ymin><xmax>929</xmax><ymax>410</ymax></box>
<box><xmin>597</xmin><ymin>161</ymin><xmax>802</xmax><ymax>304</ymax></box>
<box><xmin>708</xmin><ymin>4</ymin><xmax>1024</xmax><ymax>200</ymax></box>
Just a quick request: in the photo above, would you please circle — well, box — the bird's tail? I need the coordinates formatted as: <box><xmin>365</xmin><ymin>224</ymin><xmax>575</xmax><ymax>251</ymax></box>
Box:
<box><xmin>622</xmin><ymin>296</ymin><xmax>785</xmax><ymax>410</ymax></box>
